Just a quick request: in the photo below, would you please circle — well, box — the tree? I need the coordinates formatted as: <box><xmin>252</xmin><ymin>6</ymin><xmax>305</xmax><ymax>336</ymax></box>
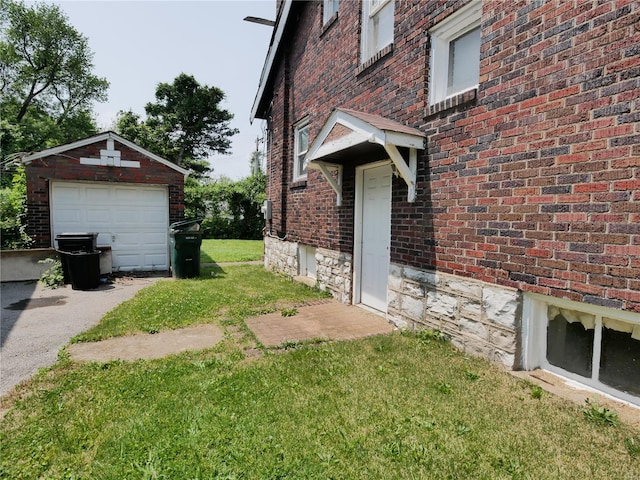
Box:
<box><xmin>0</xmin><ymin>0</ymin><xmax>107</xmax><ymax>156</ymax></box>
<box><xmin>0</xmin><ymin>0</ymin><xmax>108</xmax><ymax>128</ymax></box>
<box><xmin>116</xmin><ymin>73</ymin><xmax>238</xmax><ymax>177</ymax></box>
<box><xmin>0</xmin><ymin>0</ymin><xmax>107</xmax><ymax>248</ymax></box>
<box><xmin>195</xmin><ymin>171</ymin><xmax>266</xmax><ymax>240</ymax></box>
<box><xmin>0</xmin><ymin>163</ymin><xmax>31</xmax><ymax>249</ymax></box>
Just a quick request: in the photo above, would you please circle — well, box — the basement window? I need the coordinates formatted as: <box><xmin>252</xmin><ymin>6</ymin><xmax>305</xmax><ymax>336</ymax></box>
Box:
<box><xmin>525</xmin><ymin>294</ymin><xmax>640</xmax><ymax>405</ymax></box>
<box><xmin>299</xmin><ymin>244</ymin><xmax>317</xmax><ymax>279</ymax></box>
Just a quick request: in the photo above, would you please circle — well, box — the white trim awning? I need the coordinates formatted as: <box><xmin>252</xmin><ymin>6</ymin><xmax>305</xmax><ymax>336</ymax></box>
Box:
<box><xmin>305</xmin><ymin>109</ymin><xmax>425</xmax><ymax>204</ymax></box>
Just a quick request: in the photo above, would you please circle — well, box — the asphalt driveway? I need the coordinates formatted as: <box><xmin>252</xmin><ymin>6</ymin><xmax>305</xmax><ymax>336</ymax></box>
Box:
<box><xmin>1</xmin><ymin>276</ymin><xmax>162</xmax><ymax>397</ymax></box>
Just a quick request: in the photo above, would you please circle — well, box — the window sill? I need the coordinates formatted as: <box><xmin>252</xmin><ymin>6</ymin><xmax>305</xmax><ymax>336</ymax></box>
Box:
<box><xmin>426</xmin><ymin>88</ymin><xmax>477</xmax><ymax>117</ymax></box>
<box><xmin>356</xmin><ymin>43</ymin><xmax>394</xmax><ymax>76</ymax></box>
<box><xmin>320</xmin><ymin>12</ymin><xmax>338</xmax><ymax>37</ymax></box>
<box><xmin>291</xmin><ymin>179</ymin><xmax>307</xmax><ymax>189</ymax></box>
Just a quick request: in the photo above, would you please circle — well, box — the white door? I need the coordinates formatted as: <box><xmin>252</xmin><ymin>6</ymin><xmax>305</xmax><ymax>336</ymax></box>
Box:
<box><xmin>357</xmin><ymin>163</ymin><xmax>392</xmax><ymax>312</ymax></box>
<box><xmin>51</xmin><ymin>182</ymin><xmax>169</xmax><ymax>271</ymax></box>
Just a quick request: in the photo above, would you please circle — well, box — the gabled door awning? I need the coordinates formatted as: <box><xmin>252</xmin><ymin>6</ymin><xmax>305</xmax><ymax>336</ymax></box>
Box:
<box><xmin>305</xmin><ymin>108</ymin><xmax>425</xmax><ymax>205</ymax></box>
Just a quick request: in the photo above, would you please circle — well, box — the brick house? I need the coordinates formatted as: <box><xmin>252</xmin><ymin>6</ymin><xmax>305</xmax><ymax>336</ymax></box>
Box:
<box><xmin>22</xmin><ymin>131</ymin><xmax>188</xmax><ymax>272</ymax></box>
<box><xmin>251</xmin><ymin>0</ymin><xmax>640</xmax><ymax>405</ymax></box>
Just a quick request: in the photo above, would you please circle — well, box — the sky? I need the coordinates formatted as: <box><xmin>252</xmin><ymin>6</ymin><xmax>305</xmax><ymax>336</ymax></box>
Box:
<box><xmin>51</xmin><ymin>0</ymin><xmax>276</xmax><ymax>180</ymax></box>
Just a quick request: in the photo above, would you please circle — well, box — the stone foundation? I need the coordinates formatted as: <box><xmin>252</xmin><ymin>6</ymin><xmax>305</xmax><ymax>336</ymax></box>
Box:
<box><xmin>264</xmin><ymin>235</ymin><xmax>299</xmax><ymax>278</ymax></box>
<box><xmin>264</xmin><ymin>236</ymin><xmax>353</xmax><ymax>303</ymax></box>
<box><xmin>387</xmin><ymin>263</ymin><xmax>521</xmax><ymax>368</ymax></box>
<box><xmin>315</xmin><ymin>247</ymin><xmax>352</xmax><ymax>304</ymax></box>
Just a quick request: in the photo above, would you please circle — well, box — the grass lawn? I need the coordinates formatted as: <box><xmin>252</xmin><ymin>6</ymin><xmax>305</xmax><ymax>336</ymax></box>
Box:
<box><xmin>200</xmin><ymin>239</ymin><xmax>263</xmax><ymax>263</ymax></box>
<box><xmin>1</xmin><ymin>265</ymin><xmax>639</xmax><ymax>479</ymax></box>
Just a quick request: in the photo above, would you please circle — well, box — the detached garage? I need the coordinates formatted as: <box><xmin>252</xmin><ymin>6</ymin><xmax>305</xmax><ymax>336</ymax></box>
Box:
<box><xmin>23</xmin><ymin>131</ymin><xmax>189</xmax><ymax>272</ymax></box>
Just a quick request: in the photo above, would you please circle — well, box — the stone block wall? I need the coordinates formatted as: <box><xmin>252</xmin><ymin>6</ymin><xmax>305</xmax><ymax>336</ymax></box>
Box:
<box><xmin>264</xmin><ymin>236</ymin><xmax>354</xmax><ymax>303</ymax></box>
<box><xmin>315</xmin><ymin>247</ymin><xmax>352</xmax><ymax>303</ymax></box>
<box><xmin>387</xmin><ymin>263</ymin><xmax>522</xmax><ymax>368</ymax></box>
<box><xmin>264</xmin><ymin>235</ymin><xmax>299</xmax><ymax>278</ymax></box>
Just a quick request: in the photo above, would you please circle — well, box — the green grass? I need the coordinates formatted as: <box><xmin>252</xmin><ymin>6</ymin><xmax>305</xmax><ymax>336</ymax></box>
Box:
<box><xmin>2</xmin><ymin>334</ymin><xmax>639</xmax><ymax>479</ymax></box>
<box><xmin>74</xmin><ymin>264</ymin><xmax>328</xmax><ymax>342</ymax></box>
<box><xmin>1</xmin><ymin>265</ymin><xmax>639</xmax><ymax>479</ymax></box>
<box><xmin>200</xmin><ymin>239</ymin><xmax>263</xmax><ymax>263</ymax></box>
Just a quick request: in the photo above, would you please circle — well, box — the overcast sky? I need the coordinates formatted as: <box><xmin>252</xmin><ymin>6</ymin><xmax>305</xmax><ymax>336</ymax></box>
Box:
<box><xmin>52</xmin><ymin>0</ymin><xmax>275</xmax><ymax>180</ymax></box>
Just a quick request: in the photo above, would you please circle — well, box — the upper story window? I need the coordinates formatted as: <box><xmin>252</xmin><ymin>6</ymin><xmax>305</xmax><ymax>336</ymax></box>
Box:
<box><xmin>361</xmin><ymin>0</ymin><xmax>394</xmax><ymax>63</ymax></box>
<box><xmin>323</xmin><ymin>0</ymin><xmax>339</xmax><ymax>25</ymax></box>
<box><xmin>429</xmin><ymin>0</ymin><xmax>481</xmax><ymax>106</ymax></box>
<box><xmin>293</xmin><ymin>119</ymin><xmax>310</xmax><ymax>181</ymax></box>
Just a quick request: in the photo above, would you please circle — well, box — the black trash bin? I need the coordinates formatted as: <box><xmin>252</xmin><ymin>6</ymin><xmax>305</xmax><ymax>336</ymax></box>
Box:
<box><xmin>55</xmin><ymin>232</ymin><xmax>98</xmax><ymax>251</ymax></box>
<box><xmin>58</xmin><ymin>250</ymin><xmax>101</xmax><ymax>290</ymax></box>
<box><xmin>55</xmin><ymin>233</ymin><xmax>99</xmax><ymax>284</ymax></box>
<box><xmin>169</xmin><ymin>220</ymin><xmax>203</xmax><ymax>279</ymax></box>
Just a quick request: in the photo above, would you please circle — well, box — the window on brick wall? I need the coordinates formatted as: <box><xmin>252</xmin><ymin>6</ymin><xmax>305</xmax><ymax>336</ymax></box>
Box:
<box><xmin>361</xmin><ymin>0</ymin><xmax>394</xmax><ymax>63</ymax></box>
<box><xmin>524</xmin><ymin>294</ymin><xmax>640</xmax><ymax>406</ymax></box>
<box><xmin>293</xmin><ymin>119</ymin><xmax>309</xmax><ymax>181</ymax></box>
<box><xmin>323</xmin><ymin>0</ymin><xmax>339</xmax><ymax>24</ymax></box>
<box><xmin>429</xmin><ymin>0</ymin><xmax>481</xmax><ymax>106</ymax></box>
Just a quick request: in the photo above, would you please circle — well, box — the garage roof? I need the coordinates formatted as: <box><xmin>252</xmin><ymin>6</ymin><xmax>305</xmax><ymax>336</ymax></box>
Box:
<box><xmin>21</xmin><ymin>131</ymin><xmax>189</xmax><ymax>176</ymax></box>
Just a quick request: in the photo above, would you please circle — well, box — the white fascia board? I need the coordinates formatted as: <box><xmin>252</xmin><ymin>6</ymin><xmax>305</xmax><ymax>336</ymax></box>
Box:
<box><xmin>304</xmin><ymin>108</ymin><xmax>343</xmax><ymax>162</ymax></box>
<box><xmin>385</xmin><ymin>131</ymin><xmax>425</xmax><ymax>149</ymax></box>
<box><xmin>22</xmin><ymin>131</ymin><xmax>189</xmax><ymax>177</ymax></box>
<box><xmin>307</xmin><ymin>131</ymin><xmax>368</xmax><ymax>162</ymax></box>
<box><xmin>306</xmin><ymin>108</ymin><xmax>425</xmax><ymax>164</ymax></box>
<box><xmin>21</xmin><ymin>132</ymin><xmax>113</xmax><ymax>164</ymax></box>
<box><xmin>250</xmin><ymin>0</ymin><xmax>293</xmax><ymax>122</ymax></box>
<box><xmin>113</xmin><ymin>133</ymin><xmax>190</xmax><ymax>176</ymax></box>
<box><xmin>335</xmin><ymin>111</ymin><xmax>386</xmax><ymax>146</ymax></box>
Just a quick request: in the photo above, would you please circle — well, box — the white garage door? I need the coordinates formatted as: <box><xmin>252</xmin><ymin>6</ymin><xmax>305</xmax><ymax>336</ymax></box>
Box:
<box><xmin>51</xmin><ymin>182</ymin><xmax>169</xmax><ymax>271</ymax></box>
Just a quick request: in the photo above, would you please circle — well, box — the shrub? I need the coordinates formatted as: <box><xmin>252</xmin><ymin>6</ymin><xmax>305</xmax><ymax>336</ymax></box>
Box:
<box><xmin>39</xmin><ymin>258</ymin><xmax>64</xmax><ymax>288</ymax></box>
<box><xmin>0</xmin><ymin>163</ymin><xmax>32</xmax><ymax>249</ymax></box>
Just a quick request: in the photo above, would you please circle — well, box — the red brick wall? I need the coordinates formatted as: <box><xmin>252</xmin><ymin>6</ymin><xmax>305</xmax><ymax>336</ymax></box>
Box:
<box><xmin>422</xmin><ymin>0</ymin><xmax>640</xmax><ymax>311</ymax></box>
<box><xmin>25</xmin><ymin>139</ymin><xmax>185</xmax><ymax>247</ymax></box>
<box><xmin>261</xmin><ymin>0</ymin><xmax>639</xmax><ymax>312</ymax></box>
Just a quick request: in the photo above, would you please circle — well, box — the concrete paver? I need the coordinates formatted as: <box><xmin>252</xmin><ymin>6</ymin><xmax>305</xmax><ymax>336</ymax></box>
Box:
<box><xmin>67</xmin><ymin>324</ymin><xmax>224</xmax><ymax>362</ymax></box>
<box><xmin>245</xmin><ymin>301</ymin><xmax>395</xmax><ymax>347</ymax></box>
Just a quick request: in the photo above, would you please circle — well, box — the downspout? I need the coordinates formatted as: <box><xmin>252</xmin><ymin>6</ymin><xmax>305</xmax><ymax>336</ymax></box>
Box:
<box><xmin>279</xmin><ymin>50</ymin><xmax>290</xmax><ymax>238</ymax></box>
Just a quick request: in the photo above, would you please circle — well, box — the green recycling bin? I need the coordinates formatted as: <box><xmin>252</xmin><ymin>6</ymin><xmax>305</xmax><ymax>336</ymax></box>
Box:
<box><xmin>169</xmin><ymin>219</ymin><xmax>203</xmax><ymax>278</ymax></box>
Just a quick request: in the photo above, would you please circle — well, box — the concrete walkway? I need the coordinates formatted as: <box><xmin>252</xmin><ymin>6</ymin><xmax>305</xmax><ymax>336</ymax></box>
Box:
<box><xmin>246</xmin><ymin>301</ymin><xmax>395</xmax><ymax>347</ymax></box>
<box><xmin>2</xmin><ymin>268</ymin><xmax>394</xmax><ymax>396</ymax></box>
<box><xmin>65</xmin><ymin>300</ymin><xmax>394</xmax><ymax>363</ymax></box>
<box><xmin>67</xmin><ymin>324</ymin><xmax>225</xmax><ymax>362</ymax></box>
<box><xmin>1</xmin><ymin>276</ymin><xmax>162</xmax><ymax>396</ymax></box>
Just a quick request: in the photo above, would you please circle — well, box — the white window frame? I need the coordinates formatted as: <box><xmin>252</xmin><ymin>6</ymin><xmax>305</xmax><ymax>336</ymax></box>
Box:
<box><xmin>361</xmin><ymin>0</ymin><xmax>395</xmax><ymax>63</ymax></box>
<box><xmin>293</xmin><ymin>118</ymin><xmax>310</xmax><ymax>181</ymax></box>
<box><xmin>323</xmin><ymin>0</ymin><xmax>339</xmax><ymax>25</ymax></box>
<box><xmin>299</xmin><ymin>244</ymin><xmax>317</xmax><ymax>279</ymax></box>
<box><xmin>523</xmin><ymin>293</ymin><xmax>640</xmax><ymax>406</ymax></box>
<box><xmin>428</xmin><ymin>0</ymin><xmax>481</xmax><ymax>106</ymax></box>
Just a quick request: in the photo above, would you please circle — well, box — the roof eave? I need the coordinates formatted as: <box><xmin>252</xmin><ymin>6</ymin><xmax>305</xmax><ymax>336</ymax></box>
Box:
<box><xmin>250</xmin><ymin>0</ymin><xmax>293</xmax><ymax>122</ymax></box>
